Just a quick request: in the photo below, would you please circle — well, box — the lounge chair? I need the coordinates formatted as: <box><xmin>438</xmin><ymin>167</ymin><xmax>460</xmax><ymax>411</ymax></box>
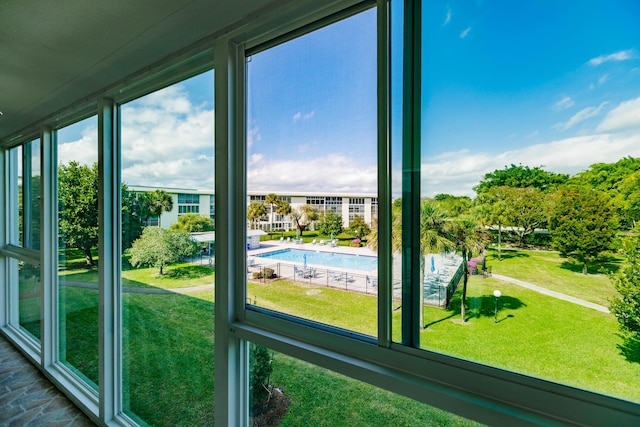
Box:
<box><xmin>366</xmin><ymin>275</ymin><xmax>378</xmax><ymax>287</ymax></box>
<box><xmin>311</xmin><ymin>239</ymin><xmax>317</xmax><ymax>245</ymax></box>
<box><xmin>294</xmin><ymin>266</ymin><xmax>304</xmax><ymax>277</ymax></box>
<box><xmin>303</xmin><ymin>267</ymin><xmax>316</xmax><ymax>278</ymax></box>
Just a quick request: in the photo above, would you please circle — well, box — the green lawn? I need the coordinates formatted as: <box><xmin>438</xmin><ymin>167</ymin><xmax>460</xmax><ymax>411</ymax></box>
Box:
<box><xmin>486</xmin><ymin>248</ymin><xmax>619</xmax><ymax>306</ymax></box>
<box><xmin>421</xmin><ymin>276</ymin><xmax>639</xmax><ymax>401</ymax></box>
<box><xmin>46</xmin><ymin>246</ymin><xmax>640</xmax><ymax>425</ymax></box>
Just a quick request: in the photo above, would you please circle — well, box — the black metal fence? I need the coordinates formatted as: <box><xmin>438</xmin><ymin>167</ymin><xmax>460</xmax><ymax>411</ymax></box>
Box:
<box><xmin>249</xmin><ymin>260</ymin><xmax>464</xmax><ymax>308</ymax></box>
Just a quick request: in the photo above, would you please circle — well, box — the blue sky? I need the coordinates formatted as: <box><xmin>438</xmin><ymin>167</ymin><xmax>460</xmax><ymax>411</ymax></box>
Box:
<box><xmin>58</xmin><ymin>1</ymin><xmax>640</xmax><ymax>197</ymax></box>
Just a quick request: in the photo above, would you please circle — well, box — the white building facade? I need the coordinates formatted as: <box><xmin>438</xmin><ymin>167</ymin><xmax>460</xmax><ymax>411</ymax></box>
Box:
<box><xmin>128</xmin><ymin>186</ymin><xmax>377</xmax><ymax>232</ymax></box>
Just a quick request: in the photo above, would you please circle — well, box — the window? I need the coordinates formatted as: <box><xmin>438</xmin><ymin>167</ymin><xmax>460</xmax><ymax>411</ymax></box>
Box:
<box><xmin>120</xmin><ymin>70</ymin><xmax>215</xmax><ymax>425</ymax></box>
<box><xmin>412</xmin><ymin>0</ymin><xmax>640</xmax><ymax>404</ymax></box>
<box><xmin>178</xmin><ymin>205</ymin><xmax>199</xmax><ymax>214</ymax></box>
<box><xmin>56</xmin><ymin>116</ymin><xmax>100</xmax><ymax>389</ymax></box>
<box><xmin>177</xmin><ymin>193</ymin><xmax>200</xmax><ymax>204</ymax></box>
<box><xmin>246</xmin><ymin>8</ymin><xmax>378</xmax><ymax>334</ymax></box>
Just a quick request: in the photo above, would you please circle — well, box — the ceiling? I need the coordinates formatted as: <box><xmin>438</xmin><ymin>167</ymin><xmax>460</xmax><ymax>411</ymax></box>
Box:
<box><xmin>0</xmin><ymin>0</ymin><xmax>278</xmax><ymax>141</ymax></box>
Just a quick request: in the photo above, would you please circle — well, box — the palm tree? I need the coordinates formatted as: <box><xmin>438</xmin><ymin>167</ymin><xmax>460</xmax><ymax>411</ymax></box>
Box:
<box><xmin>275</xmin><ymin>199</ymin><xmax>292</xmax><ymax>232</ymax></box>
<box><xmin>247</xmin><ymin>202</ymin><xmax>267</xmax><ymax>230</ymax></box>
<box><xmin>446</xmin><ymin>217</ymin><xmax>490</xmax><ymax>322</ymax></box>
<box><xmin>264</xmin><ymin>193</ymin><xmax>279</xmax><ymax>231</ymax></box>
<box><xmin>144</xmin><ymin>190</ymin><xmax>174</xmax><ymax>228</ymax></box>
<box><xmin>369</xmin><ymin>200</ymin><xmax>453</xmax><ymax>328</ymax></box>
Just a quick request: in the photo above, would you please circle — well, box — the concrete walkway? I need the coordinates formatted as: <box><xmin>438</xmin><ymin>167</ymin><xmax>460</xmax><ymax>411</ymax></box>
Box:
<box><xmin>491</xmin><ymin>273</ymin><xmax>610</xmax><ymax>313</ymax></box>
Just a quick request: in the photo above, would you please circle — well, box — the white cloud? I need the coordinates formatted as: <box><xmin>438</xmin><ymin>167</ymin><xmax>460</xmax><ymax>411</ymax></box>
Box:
<box><xmin>460</xmin><ymin>27</ymin><xmax>471</xmax><ymax>39</ymax></box>
<box><xmin>421</xmin><ymin>133</ymin><xmax>640</xmax><ymax>197</ymax></box>
<box><xmin>58</xmin><ymin>127</ymin><xmax>99</xmax><ymax>166</ymax></box>
<box><xmin>247</xmin><ymin>126</ymin><xmax>261</xmax><ymax>149</ymax></box>
<box><xmin>552</xmin><ymin>96</ymin><xmax>575</xmax><ymax>111</ymax></box>
<box><xmin>597</xmin><ymin>96</ymin><xmax>640</xmax><ymax>133</ymax></box>
<box><xmin>588</xmin><ymin>49</ymin><xmax>634</xmax><ymax>66</ymax></box>
<box><xmin>118</xmin><ymin>84</ymin><xmax>215</xmax><ymax>188</ymax></box>
<box><xmin>293</xmin><ymin>111</ymin><xmax>315</xmax><ymax>122</ymax></box>
<box><xmin>554</xmin><ymin>102</ymin><xmax>608</xmax><ymax>131</ymax></box>
<box><xmin>248</xmin><ymin>154</ymin><xmax>377</xmax><ymax>194</ymax></box>
<box><xmin>598</xmin><ymin>74</ymin><xmax>609</xmax><ymax>85</ymax></box>
<box><xmin>443</xmin><ymin>8</ymin><xmax>452</xmax><ymax>26</ymax></box>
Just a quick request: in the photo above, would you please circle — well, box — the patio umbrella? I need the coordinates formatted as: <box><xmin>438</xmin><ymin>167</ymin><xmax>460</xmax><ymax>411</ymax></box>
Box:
<box><xmin>303</xmin><ymin>253</ymin><xmax>307</xmax><ymax>268</ymax></box>
<box><xmin>296</xmin><ymin>230</ymin><xmax>299</xmax><ymax>239</ymax></box>
<box><xmin>430</xmin><ymin>256</ymin><xmax>435</xmax><ymax>273</ymax></box>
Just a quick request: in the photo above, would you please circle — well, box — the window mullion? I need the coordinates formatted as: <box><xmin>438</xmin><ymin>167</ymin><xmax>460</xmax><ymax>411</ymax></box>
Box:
<box><xmin>214</xmin><ymin>36</ymin><xmax>249</xmax><ymax>427</ymax></box>
<box><xmin>98</xmin><ymin>98</ymin><xmax>121</xmax><ymax>423</ymax></box>
<box><xmin>377</xmin><ymin>0</ymin><xmax>392</xmax><ymax>347</ymax></box>
<box><xmin>41</xmin><ymin>127</ymin><xmax>56</xmax><ymax>367</ymax></box>
<box><xmin>401</xmin><ymin>0</ymin><xmax>421</xmax><ymax>346</ymax></box>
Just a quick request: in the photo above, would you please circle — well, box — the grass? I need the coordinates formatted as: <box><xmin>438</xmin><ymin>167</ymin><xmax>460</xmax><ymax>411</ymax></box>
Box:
<box><xmin>44</xmin><ymin>246</ymin><xmax>640</xmax><ymax>425</ymax></box>
<box><xmin>421</xmin><ymin>276</ymin><xmax>640</xmax><ymax>401</ymax></box>
<box><xmin>486</xmin><ymin>248</ymin><xmax>619</xmax><ymax>306</ymax></box>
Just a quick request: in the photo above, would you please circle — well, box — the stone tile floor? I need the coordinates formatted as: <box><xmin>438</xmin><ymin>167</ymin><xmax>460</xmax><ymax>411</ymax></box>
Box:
<box><xmin>0</xmin><ymin>335</ymin><xmax>95</xmax><ymax>426</ymax></box>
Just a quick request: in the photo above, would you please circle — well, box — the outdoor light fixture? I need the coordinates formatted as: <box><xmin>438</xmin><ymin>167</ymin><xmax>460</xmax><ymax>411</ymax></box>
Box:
<box><xmin>493</xmin><ymin>290</ymin><xmax>501</xmax><ymax>323</ymax></box>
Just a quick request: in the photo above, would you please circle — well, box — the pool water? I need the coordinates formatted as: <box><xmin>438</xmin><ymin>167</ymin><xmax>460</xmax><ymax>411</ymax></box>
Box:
<box><xmin>256</xmin><ymin>249</ymin><xmax>377</xmax><ymax>272</ymax></box>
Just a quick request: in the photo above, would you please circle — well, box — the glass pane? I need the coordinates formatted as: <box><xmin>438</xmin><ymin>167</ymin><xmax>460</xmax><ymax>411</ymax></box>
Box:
<box><xmin>19</xmin><ymin>261</ymin><xmax>41</xmax><ymax>340</ymax></box>
<box><xmin>15</xmin><ymin>146</ymin><xmax>23</xmax><ymax>247</ymax></box>
<box><xmin>120</xmin><ymin>70</ymin><xmax>215</xmax><ymax>425</ymax></box>
<box><xmin>418</xmin><ymin>0</ymin><xmax>640</xmax><ymax>403</ymax></box>
<box><xmin>246</xmin><ymin>9</ymin><xmax>379</xmax><ymax>336</ymax></box>
<box><xmin>12</xmin><ymin>140</ymin><xmax>41</xmax><ymax>249</ymax></box>
<box><xmin>26</xmin><ymin>139</ymin><xmax>41</xmax><ymax>250</ymax></box>
<box><xmin>57</xmin><ymin>116</ymin><xmax>100</xmax><ymax>388</ymax></box>
<box><xmin>390</xmin><ymin>0</ymin><xmax>404</xmax><ymax>343</ymax></box>
<box><xmin>248</xmin><ymin>341</ymin><xmax>483</xmax><ymax>426</ymax></box>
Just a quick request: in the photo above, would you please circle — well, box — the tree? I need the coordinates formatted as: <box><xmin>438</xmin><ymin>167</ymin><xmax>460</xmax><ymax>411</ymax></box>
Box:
<box><xmin>127</xmin><ymin>227</ymin><xmax>198</xmax><ymax>275</ymax></box>
<box><xmin>264</xmin><ymin>193</ymin><xmax>279</xmax><ymax>231</ymax></box>
<box><xmin>383</xmin><ymin>200</ymin><xmax>453</xmax><ymax>327</ymax></box>
<box><xmin>122</xmin><ymin>184</ymin><xmax>149</xmax><ymax>251</ymax></box>
<box><xmin>433</xmin><ymin>194</ymin><xmax>473</xmax><ymax>217</ymax></box>
<box><xmin>349</xmin><ymin>215</ymin><xmax>370</xmax><ymax>239</ymax></box>
<box><xmin>548</xmin><ymin>186</ymin><xmax>617</xmax><ymax>274</ymax></box>
<box><xmin>247</xmin><ymin>202</ymin><xmax>267</xmax><ymax>229</ymax></box>
<box><xmin>502</xmin><ymin>187</ymin><xmax>548</xmax><ymax>247</ymax></box>
<box><xmin>474</xmin><ymin>164</ymin><xmax>569</xmax><ymax>194</ymax></box>
<box><xmin>249</xmin><ymin>343</ymin><xmax>274</xmax><ymax>415</ymax></box>
<box><xmin>474</xmin><ymin>187</ymin><xmax>510</xmax><ymax>261</ymax></box>
<box><xmin>570</xmin><ymin>157</ymin><xmax>640</xmax><ymax>230</ymax></box>
<box><xmin>290</xmin><ymin>205</ymin><xmax>318</xmax><ymax>235</ymax></box>
<box><xmin>58</xmin><ymin>161</ymin><xmax>99</xmax><ymax>267</ymax></box>
<box><xmin>275</xmin><ymin>199</ymin><xmax>292</xmax><ymax>229</ymax></box>
<box><xmin>143</xmin><ymin>190</ymin><xmax>173</xmax><ymax>227</ymax></box>
<box><xmin>446</xmin><ymin>217</ymin><xmax>490</xmax><ymax>322</ymax></box>
<box><xmin>610</xmin><ymin>236</ymin><xmax>640</xmax><ymax>335</ymax></box>
<box><xmin>169</xmin><ymin>213</ymin><xmax>214</xmax><ymax>233</ymax></box>
<box><xmin>317</xmin><ymin>211</ymin><xmax>343</xmax><ymax>236</ymax></box>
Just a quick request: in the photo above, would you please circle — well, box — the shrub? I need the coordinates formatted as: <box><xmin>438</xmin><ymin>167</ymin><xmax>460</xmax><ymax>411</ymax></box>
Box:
<box><xmin>252</xmin><ymin>267</ymin><xmax>276</xmax><ymax>280</ymax></box>
<box><xmin>350</xmin><ymin>239</ymin><xmax>362</xmax><ymax>248</ymax></box>
<box><xmin>250</xmin><ymin>344</ymin><xmax>273</xmax><ymax>414</ymax></box>
<box><xmin>467</xmin><ymin>261</ymin><xmax>478</xmax><ymax>274</ymax></box>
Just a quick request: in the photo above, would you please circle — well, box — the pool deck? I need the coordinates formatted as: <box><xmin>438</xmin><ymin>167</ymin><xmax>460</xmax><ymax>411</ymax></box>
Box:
<box><xmin>247</xmin><ymin>242</ymin><xmax>462</xmax><ymax>304</ymax></box>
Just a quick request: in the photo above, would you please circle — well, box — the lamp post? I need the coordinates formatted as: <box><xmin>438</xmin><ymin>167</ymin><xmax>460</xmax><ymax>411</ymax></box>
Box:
<box><xmin>493</xmin><ymin>290</ymin><xmax>501</xmax><ymax>323</ymax></box>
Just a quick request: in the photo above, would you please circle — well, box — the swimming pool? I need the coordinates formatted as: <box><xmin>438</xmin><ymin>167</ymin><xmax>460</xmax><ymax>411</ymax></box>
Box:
<box><xmin>256</xmin><ymin>249</ymin><xmax>377</xmax><ymax>272</ymax></box>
